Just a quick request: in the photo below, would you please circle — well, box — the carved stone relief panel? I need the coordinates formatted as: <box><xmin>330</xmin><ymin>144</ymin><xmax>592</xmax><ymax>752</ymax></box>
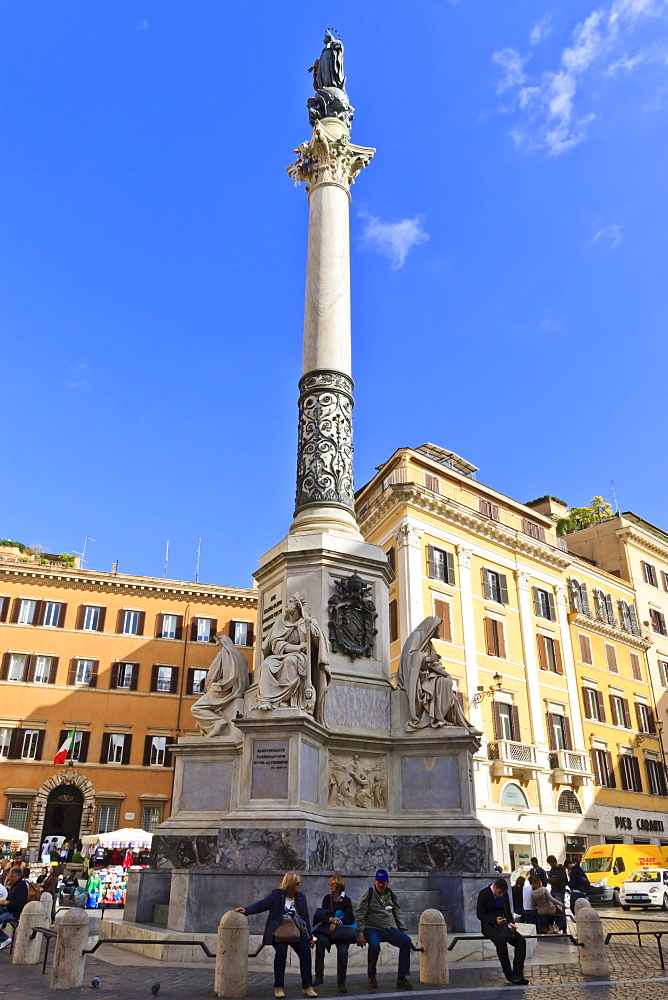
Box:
<box><xmin>327</xmin><ymin>751</ymin><xmax>387</xmax><ymax>809</ymax></box>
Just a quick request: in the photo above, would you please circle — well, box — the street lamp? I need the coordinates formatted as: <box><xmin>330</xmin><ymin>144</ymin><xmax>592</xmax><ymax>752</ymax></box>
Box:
<box><xmin>469</xmin><ymin>672</ymin><xmax>503</xmax><ymax>709</ymax></box>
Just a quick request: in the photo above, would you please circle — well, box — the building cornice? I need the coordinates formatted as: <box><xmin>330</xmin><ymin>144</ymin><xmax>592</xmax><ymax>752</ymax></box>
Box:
<box><xmin>616</xmin><ymin>524</ymin><xmax>668</xmax><ymax>563</ymax></box>
<box><xmin>0</xmin><ymin>564</ymin><xmax>257</xmax><ymax>606</ymax></box>
<box><xmin>358</xmin><ymin>483</ymin><xmax>572</xmax><ymax>571</ymax></box>
<box><xmin>568</xmin><ymin>611</ymin><xmax>653</xmax><ymax>651</ymax></box>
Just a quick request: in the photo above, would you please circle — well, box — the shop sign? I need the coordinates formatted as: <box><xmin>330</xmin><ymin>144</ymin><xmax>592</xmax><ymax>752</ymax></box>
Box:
<box><xmin>614</xmin><ymin>815</ymin><xmax>664</xmax><ymax>833</ymax></box>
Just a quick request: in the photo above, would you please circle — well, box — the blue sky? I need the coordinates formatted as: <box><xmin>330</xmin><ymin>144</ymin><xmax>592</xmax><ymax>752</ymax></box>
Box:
<box><xmin>2</xmin><ymin>1</ymin><xmax>667</xmax><ymax>586</ymax></box>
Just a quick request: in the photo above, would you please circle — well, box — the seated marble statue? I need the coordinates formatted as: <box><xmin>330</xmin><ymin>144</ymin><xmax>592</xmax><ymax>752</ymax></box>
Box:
<box><xmin>397</xmin><ymin>616</ymin><xmax>476</xmax><ymax>732</ymax></box>
<box><xmin>191</xmin><ymin>634</ymin><xmax>250</xmax><ymax>737</ymax></box>
<box><xmin>258</xmin><ymin>593</ymin><xmax>330</xmax><ymax>721</ymax></box>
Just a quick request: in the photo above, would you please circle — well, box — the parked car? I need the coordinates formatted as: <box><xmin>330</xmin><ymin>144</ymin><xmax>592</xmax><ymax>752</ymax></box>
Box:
<box><xmin>620</xmin><ymin>868</ymin><xmax>668</xmax><ymax>911</ymax></box>
<box><xmin>510</xmin><ymin>865</ymin><xmax>532</xmax><ymax>885</ymax></box>
<box><xmin>581</xmin><ymin>844</ymin><xmax>664</xmax><ymax>906</ymax></box>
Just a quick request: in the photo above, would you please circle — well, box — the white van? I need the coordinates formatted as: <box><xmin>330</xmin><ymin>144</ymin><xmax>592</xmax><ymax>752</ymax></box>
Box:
<box><xmin>620</xmin><ymin>868</ymin><xmax>668</xmax><ymax>910</ymax></box>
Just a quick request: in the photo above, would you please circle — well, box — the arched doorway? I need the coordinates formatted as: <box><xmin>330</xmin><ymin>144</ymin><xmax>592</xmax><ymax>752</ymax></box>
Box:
<box><xmin>41</xmin><ymin>785</ymin><xmax>84</xmax><ymax>844</ymax></box>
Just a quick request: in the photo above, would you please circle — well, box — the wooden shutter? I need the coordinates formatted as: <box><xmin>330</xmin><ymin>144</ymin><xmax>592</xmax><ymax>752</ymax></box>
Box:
<box><xmin>7</xmin><ymin>728</ymin><xmax>23</xmax><ymax>759</ymax></box>
<box><xmin>174</xmin><ymin>614</ymin><xmax>183</xmax><ymax>640</ymax></box>
<box><xmin>522</xmin><ymin>518</ymin><xmax>530</xmax><ymax>534</ymax></box>
<box><xmin>621</xmin><ymin>699</ymin><xmax>631</xmax><ymax>728</ymax></box>
<box><xmin>482</xmin><ymin>569</ymin><xmax>492</xmax><ymax>601</ymax></box>
<box><xmin>67</xmin><ymin>659</ymin><xmax>78</xmax><ymax>685</ymax></box>
<box><xmin>498</xmin><ymin>574</ymin><xmax>509</xmax><ymax>605</ymax></box>
<box><xmin>579</xmin><ymin>634</ymin><xmax>592</xmax><ymax>664</ymax></box>
<box><xmin>77</xmin><ymin>731</ymin><xmax>90</xmax><ymax>763</ymax></box>
<box><xmin>605</xmin><ymin>594</ymin><xmax>615</xmax><ymax>625</ymax></box>
<box><xmin>10</xmin><ymin>599</ymin><xmax>21</xmax><ymax>623</ymax></box>
<box><xmin>150</xmin><ymin>665</ymin><xmax>160</xmax><ymax>692</ymax></box>
<box><xmin>546</xmin><ymin>713</ymin><xmax>556</xmax><ymax>750</ymax></box>
<box><xmin>143</xmin><ymin>735</ymin><xmax>153</xmax><ymax>766</ymax></box>
<box><xmin>445</xmin><ymin>551</ymin><xmax>455</xmax><ymax>585</ymax></box>
<box><xmin>484</xmin><ymin>617</ymin><xmax>495</xmax><ymax>656</ymax></box>
<box><xmin>88</xmin><ymin>660</ymin><xmax>99</xmax><ymax>688</ymax></box>
<box><xmin>99</xmin><ymin>733</ymin><xmax>111</xmax><ymax>764</ymax></box>
<box><xmin>630</xmin><ymin>653</ymin><xmax>641</xmax><ymax>680</ymax></box>
<box><xmin>190</xmin><ymin>618</ymin><xmax>199</xmax><ymax>641</ymax></box>
<box><xmin>510</xmin><ymin>704</ymin><xmax>521</xmax><ymax>742</ymax></box>
<box><xmin>121</xmin><ymin>734</ymin><xmax>133</xmax><ymax>766</ymax></box>
<box><xmin>57</xmin><ymin>603</ymin><xmax>67</xmax><ymax>628</ymax></box>
<box><xmin>495</xmin><ymin>620</ymin><xmax>506</xmax><ymax>658</ymax></box>
<box><xmin>578</xmin><ymin>584</ymin><xmax>589</xmax><ymax>616</ymax></box>
<box><xmin>116</xmin><ymin>610</ymin><xmax>125</xmax><ymax>633</ymax></box>
<box><xmin>155</xmin><ymin>613</ymin><xmax>164</xmax><ymax>638</ymax></box>
<box><xmin>532</xmin><ymin>587</ymin><xmax>540</xmax><ymax>615</ymax></box>
<box><xmin>389</xmin><ymin>600</ymin><xmax>398</xmax><ymax>642</ymax></box>
<box><xmin>136</xmin><ymin>611</ymin><xmax>145</xmax><ymax>637</ymax></box>
<box><xmin>492</xmin><ymin>701</ymin><xmax>502</xmax><ymax>739</ymax></box>
<box><xmin>628</xmin><ymin>604</ymin><xmax>639</xmax><ymax>635</ymax></box>
<box><xmin>169</xmin><ymin>667</ymin><xmax>179</xmax><ymax>694</ymax></box>
<box><xmin>0</xmin><ymin>596</ymin><xmax>8</xmax><ymax>622</ymax></box>
<box><xmin>647</xmin><ymin>705</ymin><xmax>656</xmax><ymax>734</ymax></box>
<box><xmin>553</xmin><ymin>638</ymin><xmax>564</xmax><ymax>674</ymax></box>
<box><xmin>228</xmin><ymin>620</ymin><xmax>237</xmax><ymax>639</ymax></box>
<box><xmin>35</xmin><ymin>730</ymin><xmax>45</xmax><ymax>760</ymax></box>
<box><xmin>635</xmin><ymin>702</ymin><xmax>643</xmax><ymax>731</ymax></box>
<box><xmin>33</xmin><ymin>600</ymin><xmax>44</xmax><ymax>626</ymax></box>
<box><xmin>130</xmin><ymin>664</ymin><xmax>139</xmax><ymax>691</ymax></box>
<box><xmin>208</xmin><ymin>618</ymin><xmax>218</xmax><ymax>640</ymax></box>
<box><xmin>427</xmin><ymin>544</ymin><xmax>436</xmax><ymax>579</ymax></box>
<box><xmin>186</xmin><ymin>667</ymin><xmax>196</xmax><ymax>695</ymax></box>
<box><xmin>605</xmin><ymin>645</ymin><xmax>618</xmax><ymax>673</ymax></box>
<box><xmin>0</xmin><ymin>652</ymin><xmax>10</xmax><ymax>681</ymax></box>
<box><xmin>110</xmin><ymin>663</ymin><xmax>119</xmax><ymax>689</ymax></box>
<box><xmin>58</xmin><ymin>729</ymin><xmax>68</xmax><ymax>751</ymax></box>
<box><xmin>596</xmin><ymin>690</ymin><xmax>606</xmax><ymax>723</ymax></box>
<box><xmin>562</xmin><ymin>715</ymin><xmax>573</xmax><ymax>750</ymax></box>
<box><xmin>48</xmin><ymin>656</ymin><xmax>59</xmax><ymax>684</ymax></box>
<box><xmin>75</xmin><ymin>605</ymin><xmax>86</xmax><ymax>630</ymax></box>
<box><xmin>582</xmin><ymin>687</ymin><xmax>592</xmax><ymax>718</ymax></box>
<box><xmin>605</xmin><ymin>751</ymin><xmax>616</xmax><ymax>788</ymax></box>
<box><xmin>246</xmin><ymin>622</ymin><xmax>254</xmax><ymax>647</ymax></box>
<box><xmin>97</xmin><ymin>607</ymin><xmax>106</xmax><ymax>632</ymax></box>
<box><xmin>25</xmin><ymin>655</ymin><xmax>37</xmax><ymax>683</ymax></box>
<box><xmin>434</xmin><ymin>600</ymin><xmax>452</xmax><ymax>643</ymax></box>
<box><xmin>547</xmin><ymin>592</ymin><xmax>556</xmax><ymax>621</ymax></box>
<box><xmin>537</xmin><ymin>634</ymin><xmax>548</xmax><ymax>670</ymax></box>
<box><xmin>164</xmin><ymin>737</ymin><xmax>175</xmax><ymax>767</ymax></box>
<box><xmin>631</xmin><ymin>756</ymin><xmax>642</xmax><ymax>792</ymax></box>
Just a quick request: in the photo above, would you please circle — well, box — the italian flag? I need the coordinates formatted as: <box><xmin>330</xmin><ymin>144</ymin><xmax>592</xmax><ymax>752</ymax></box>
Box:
<box><xmin>54</xmin><ymin>730</ymin><xmax>76</xmax><ymax>765</ymax></box>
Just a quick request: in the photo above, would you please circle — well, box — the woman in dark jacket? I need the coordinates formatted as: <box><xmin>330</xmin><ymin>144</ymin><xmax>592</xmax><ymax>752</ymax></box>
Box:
<box><xmin>235</xmin><ymin>872</ymin><xmax>317</xmax><ymax>1000</ymax></box>
<box><xmin>511</xmin><ymin>876</ymin><xmax>525</xmax><ymax>920</ymax></box>
<box><xmin>312</xmin><ymin>875</ymin><xmax>355</xmax><ymax>993</ymax></box>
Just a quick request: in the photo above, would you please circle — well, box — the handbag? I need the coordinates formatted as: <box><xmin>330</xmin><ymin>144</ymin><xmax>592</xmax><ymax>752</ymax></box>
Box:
<box><xmin>274</xmin><ymin>915</ymin><xmax>300</xmax><ymax>943</ymax></box>
<box><xmin>331</xmin><ymin>925</ymin><xmax>357</xmax><ymax>944</ymax></box>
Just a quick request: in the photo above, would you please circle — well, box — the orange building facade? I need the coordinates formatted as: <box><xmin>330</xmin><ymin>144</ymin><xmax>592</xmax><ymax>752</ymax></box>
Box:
<box><xmin>0</xmin><ymin>554</ymin><xmax>256</xmax><ymax>855</ymax></box>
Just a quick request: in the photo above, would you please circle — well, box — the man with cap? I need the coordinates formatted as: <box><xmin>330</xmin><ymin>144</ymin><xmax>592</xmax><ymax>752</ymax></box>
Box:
<box><xmin>355</xmin><ymin>869</ymin><xmax>413</xmax><ymax>990</ymax></box>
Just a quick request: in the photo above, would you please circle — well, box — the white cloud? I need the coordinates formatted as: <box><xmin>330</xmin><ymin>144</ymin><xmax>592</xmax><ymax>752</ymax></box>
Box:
<box><xmin>530</xmin><ymin>15</ymin><xmax>553</xmax><ymax>45</ymax></box>
<box><xmin>361</xmin><ymin>215</ymin><xmax>429</xmax><ymax>269</ymax></box>
<box><xmin>591</xmin><ymin>222</ymin><xmax>624</xmax><ymax>247</ymax></box>
<box><xmin>137</xmin><ymin>19</ymin><xmax>148</xmax><ymax>30</ymax></box>
<box><xmin>65</xmin><ymin>361</ymin><xmax>90</xmax><ymax>389</ymax></box>
<box><xmin>492</xmin><ymin>0</ymin><xmax>668</xmax><ymax>155</ymax></box>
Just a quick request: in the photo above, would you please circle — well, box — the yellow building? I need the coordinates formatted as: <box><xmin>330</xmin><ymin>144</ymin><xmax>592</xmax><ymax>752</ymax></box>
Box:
<box><xmin>356</xmin><ymin>444</ymin><xmax>668</xmax><ymax>867</ymax></box>
<box><xmin>0</xmin><ymin>549</ymin><xmax>256</xmax><ymax>854</ymax></box>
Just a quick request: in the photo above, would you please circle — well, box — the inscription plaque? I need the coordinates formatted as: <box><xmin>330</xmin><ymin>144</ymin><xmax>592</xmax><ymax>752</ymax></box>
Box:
<box><xmin>261</xmin><ymin>588</ymin><xmax>284</xmax><ymax>640</ymax></box>
<box><xmin>251</xmin><ymin>739</ymin><xmax>290</xmax><ymax>799</ymax></box>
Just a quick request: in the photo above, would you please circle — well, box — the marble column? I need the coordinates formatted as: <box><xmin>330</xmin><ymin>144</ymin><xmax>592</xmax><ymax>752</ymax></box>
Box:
<box><xmin>456</xmin><ymin>544</ymin><xmax>481</xmax><ymax>729</ymax></box>
<box><xmin>286</xmin><ymin>118</ymin><xmax>375</xmax><ymax>539</ymax></box>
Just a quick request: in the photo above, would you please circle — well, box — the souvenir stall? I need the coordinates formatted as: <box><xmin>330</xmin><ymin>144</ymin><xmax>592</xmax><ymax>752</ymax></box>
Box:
<box><xmin>80</xmin><ymin>828</ymin><xmax>153</xmax><ymax>909</ymax></box>
<box><xmin>0</xmin><ymin>824</ymin><xmax>29</xmax><ymax>858</ymax></box>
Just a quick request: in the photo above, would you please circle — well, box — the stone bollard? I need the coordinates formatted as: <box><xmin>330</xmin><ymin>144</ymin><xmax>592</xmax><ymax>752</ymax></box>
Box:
<box><xmin>574</xmin><ymin>897</ymin><xmax>591</xmax><ymax>914</ymax></box>
<box><xmin>418</xmin><ymin>908</ymin><xmax>449</xmax><ymax>984</ymax></box>
<box><xmin>40</xmin><ymin>892</ymin><xmax>54</xmax><ymax>924</ymax></box>
<box><xmin>576</xmin><ymin>906</ymin><xmax>609</xmax><ymax>977</ymax></box>
<box><xmin>50</xmin><ymin>909</ymin><xmax>90</xmax><ymax>989</ymax></box>
<box><xmin>215</xmin><ymin>910</ymin><xmax>249</xmax><ymax>998</ymax></box>
<box><xmin>12</xmin><ymin>901</ymin><xmax>47</xmax><ymax>965</ymax></box>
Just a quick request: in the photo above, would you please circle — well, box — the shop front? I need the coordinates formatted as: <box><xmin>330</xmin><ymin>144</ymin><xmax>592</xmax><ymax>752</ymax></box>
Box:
<box><xmin>596</xmin><ymin>804</ymin><xmax>668</xmax><ymax>847</ymax></box>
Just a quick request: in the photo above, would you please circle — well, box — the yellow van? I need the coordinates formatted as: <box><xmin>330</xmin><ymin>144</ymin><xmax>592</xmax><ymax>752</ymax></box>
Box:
<box><xmin>582</xmin><ymin>844</ymin><xmax>665</xmax><ymax>906</ymax></box>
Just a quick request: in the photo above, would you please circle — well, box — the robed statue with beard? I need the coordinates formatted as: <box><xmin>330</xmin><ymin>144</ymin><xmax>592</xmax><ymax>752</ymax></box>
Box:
<box><xmin>397</xmin><ymin>617</ymin><xmax>477</xmax><ymax>732</ymax></box>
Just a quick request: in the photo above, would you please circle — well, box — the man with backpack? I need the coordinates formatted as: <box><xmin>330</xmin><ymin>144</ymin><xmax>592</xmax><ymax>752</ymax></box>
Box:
<box><xmin>546</xmin><ymin>856</ymin><xmax>568</xmax><ymax>932</ymax></box>
<box><xmin>566</xmin><ymin>857</ymin><xmax>590</xmax><ymax>913</ymax></box>
<box><xmin>0</xmin><ymin>867</ymin><xmax>28</xmax><ymax>949</ymax></box>
<box><xmin>355</xmin><ymin>869</ymin><xmax>414</xmax><ymax>990</ymax></box>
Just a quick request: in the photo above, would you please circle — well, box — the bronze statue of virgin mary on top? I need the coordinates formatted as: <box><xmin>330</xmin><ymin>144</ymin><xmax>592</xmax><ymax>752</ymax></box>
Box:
<box><xmin>307</xmin><ymin>30</ymin><xmax>354</xmax><ymax>128</ymax></box>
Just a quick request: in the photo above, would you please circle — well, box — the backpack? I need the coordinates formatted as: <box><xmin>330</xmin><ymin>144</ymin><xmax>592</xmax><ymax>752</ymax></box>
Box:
<box><xmin>26</xmin><ymin>881</ymin><xmax>43</xmax><ymax>903</ymax></box>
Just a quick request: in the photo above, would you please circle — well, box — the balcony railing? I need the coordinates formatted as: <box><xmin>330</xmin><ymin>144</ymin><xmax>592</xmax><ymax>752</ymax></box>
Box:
<box><xmin>489</xmin><ymin>740</ymin><xmax>537</xmax><ymax>766</ymax></box>
<box><xmin>549</xmin><ymin>749</ymin><xmax>589</xmax><ymax>773</ymax></box>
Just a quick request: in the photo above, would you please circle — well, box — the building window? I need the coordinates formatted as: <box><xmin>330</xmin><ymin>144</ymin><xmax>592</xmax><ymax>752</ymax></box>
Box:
<box><xmin>96</xmin><ymin>802</ymin><xmax>119</xmax><ymax>834</ymax></box>
<box><xmin>498</xmin><ymin>703</ymin><xmax>514</xmax><ymax>741</ymax></box>
<box><xmin>7</xmin><ymin>653</ymin><xmax>27</xmax><ymax>682</ymax></box>
<box><xmin>76</xmin><ymin>659</ymin><xmax>93</xmax><ymax>685</ymax></box>
<box><xmin>650</xmin><ymin>609</ymin><xmax>667</xmax><ymax>635</ymax></box>
<box><xmin>21</xmin><ymin>730</ymin><xmax>41</xmax><ymax>759</ymax></box>
<box><xmin>494</xmin><ymin>701</ymin><xmax>520</xmax><ymax>742</ymax></box>
<box><xmin>196</xmin><ymin>618</ymin><xmax>214</xmax><ymax>643</ymax></box>
<box><xmin>605</xmin><ymin>644</ymin><xmax>618</xmax><ymax>673</ymax></box>
<box><xmin>642</xmin><ymin>561</ymin><xmax>658</xmax><ymax>587</ymax></box>
<box><xmin>161</xmin><ymin>614</ymin><xmax>178</xmax><ymax>639</ymax></box>
<box><xmin>620</xmin><ymin>754</ymin><xmax>643</xmax><ymax>792</ymax></box>
<box><xmin>389</xmin><ymin>600</ymin><xmax>398</xmax><ymax>643</ymax></box>
<box><xmin>578</xmin><ymin>634</ymin><xmax>593</xmax><ymax>664</ymax></box>
<box><xmin>7</xmin><ymin>801</ymin><xmax>29</xmax><ymax>830</ymax></box>
<box><xmin>17</xmin><ymin>599</ymin><xmax>37</xmax><ymax>625</ymax></box>
<box><xmin>385</xmin><ymin>547</ymin><xmax>396</xmax><ymax>577</ymax></box>
<box><xmin>558</xmin><ymin>790</ymin><xmax>582</xmax><ymax>814</ymax></box>
<box><xmin>636</xmin><ymin>702</ymin><xmax>655</xmax><ymax>734</ymax></box>
<box><xmin>619</xmin><ymin>601</ymin><xmax>641</xmax><ymax>635</ymax></box>
<box><xmin>659</xmin><ymin>660</ymin><xmax>668</xmax><ymax>687</ymax></box>
<box><xmin>43</xmin><ymin>602</ymin><xmax>63</xmax><ymax>627</ymax></box>
<box><xmin>629</xmin><ymin>653</ymin><xmax>642</xmax><ymax>681</ymax></box>
<box><xmin>484</xmin><ymin>617</ymin><xmax>506</xmax><ymax>658</ymax></box>
<box><xmin>116</xmin><ymin>663</ymin><xmax>134</xmax><ymax>689</ymax></box>
<box><xmin>610</xmin><ymin>695</ymin><xmax>630</xmax><ymax>728</ymax></box>
<box><xmin>152</xmin><ymin>665</ymin><xmax>176</xmax><ymax>693</ymax></box>
<box><xmin>483</xmin><ymin>568</ymin><xmax>508</xmax><ymax>604</ymax></box>
<box><xmin>149</xmin><ymin>737</ymin><xmax>166</xmax><ymax>766</ymax></box>
<box><xmin>434</xmin><ymin>599</ymin><xmax>452</xmax><ymax>643</ymax></box>
<box><xmin>569</xmin><ymin>579</ymin><xmax>591</xmax><ymax>615</ymax></box>
<box><xmin>479</xmin><ymin>498</ymin><xmax>499</xmax><ymax>520</ymax></box>
<box><xmin>107</xmin><ymin>734</ymin><xmax>126</xmax><ymax>764</ymax></box>
<box><xmin>424</xmin><ymin>473</ymin><xmax>440</xmax><ymax>493</ymax></box>
<box><xmin>428</xmin><ymin>546</ymin><xmax>455</xmax><ymax>585</ymax></box>
<box><xmin>83</xmin><ymin>606</ymin><xmax>101</xmax><ymax>631</ymax></box>
<box><xmin>646</xmin><ymin>758</ymin><xmax>667</xmax><ymax>797</ymax></box>
<box><xmin>583</xmin><ymin>687</ymin><xmax>603</xmax><ymax>721</ymax></box>
<box><xmin>230</xmin><ymin>621</ymin><xmax>251</xmax><ymax>646</ymax></box>
<box><xmin>189</xmin><ymin>668</ymin><xmax>207</xmax><ymax>695</ymax></box>
<box><xmin>141</xmin><ymin>804</ymin><xmax>163</xmax><ymax>832</ymax></box>
<box><xmin>592</xmin><ymin>748</ymin><xmax>615</xmax><ymax>787</ymax></box>
<box><xmin>538</xmin><ymin>634</ymin><xmax>562</xmax><ymax>673</ymax></box>
<box><xmin>533</xmin><ymin>587</ymin><xmax>556</xmax><ymax>621</ymax></box>
<box><xmin>499</xmin><ymin>782</ymin><xmax>529</xmax><ymax>808</ymax></box>
<box><xmin>33</xmin><ymin>656</ymin><xmax>53</xmax><ymax>684</ymax></box>
<box><xmin>662</xmin><ymin>571</ymin><xmax>668</xmax><ymax>593</ymax></box>
<box><xmin>594</xmin><ymin>590</ymin><xmax>616</xmax><ymax>626</ymax></box>
<box><xmin>549</xmin><ymin>713</ymin><xmax>570</xmax><ymax>750</ymax></box>
<box><xmin>522</xmin><ymin>519</ymin><xmax>546</xmax><ymax>542</ymax></box>
<box><xmin>0</xmin><ymin>728</ymin><xmax>11</xmax><ymax>757</ymax></box>
<box><xmin>122</xmin><ymin>610</ymin><xmax>140</xmax><ymax>635</ymax></box>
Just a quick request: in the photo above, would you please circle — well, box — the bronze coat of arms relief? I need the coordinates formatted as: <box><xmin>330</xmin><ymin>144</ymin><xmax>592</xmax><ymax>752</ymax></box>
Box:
<box><xmin>328</xmin><ymin>572</ymin><xmax>378</xmax><ymax>659</ymax></box>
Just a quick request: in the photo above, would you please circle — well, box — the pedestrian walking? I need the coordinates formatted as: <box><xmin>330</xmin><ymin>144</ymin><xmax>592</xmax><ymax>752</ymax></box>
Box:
<box><xmin>477</xmin><ymin>878</ymin><xmax>528</xmax><ymax>985</ymax></box>
<box><xmin>234</xmin><ymin>872</ymin><xmax>317</xmax><ymax>1000</ymax></box>
<box><xmin>355</xmin><ymin>869</ymin><xmax>414</xmax><ymax>990</ymax></box>
<box><xmin>546</xmin><ymin>856</ymin><xmax>568</xmax><ymax>932</ymax></box>
<box><xmin>312</xmin><ymin>875</ymin><xmax>356</xmax><ymax>993</ymax></box>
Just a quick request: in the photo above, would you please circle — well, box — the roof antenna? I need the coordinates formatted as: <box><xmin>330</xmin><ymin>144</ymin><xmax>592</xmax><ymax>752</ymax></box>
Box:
<box><xmin>195</xmin><ymin>537</ymin><xmax>202</xmax><ymax>583</ymax></box>
<box><xmin>610</xmin><ymin>480</ymin><xmax>620</xmax><ymax>515</ymax></box>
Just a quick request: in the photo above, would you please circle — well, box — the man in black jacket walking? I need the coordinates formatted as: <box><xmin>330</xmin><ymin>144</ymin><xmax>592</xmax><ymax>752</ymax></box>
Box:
<box><xmin>0</xmin><ymin>868</ymin><xmax>28</xmax><ymax>949</ymax></box>
<box><xmin>477</xmin><ymin>879</ymin><xmax>528</xmax><ymax>985</ymax></box>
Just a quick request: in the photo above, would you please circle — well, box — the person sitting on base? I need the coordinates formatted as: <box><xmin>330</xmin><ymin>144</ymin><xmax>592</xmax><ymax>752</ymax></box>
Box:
<box><xmin>312</xmin><ymin>874</ymin><xmax>356</xmax><ymax>994</ymax></box>
<box><xmin>477</xmin><ymin>878</ymin><xmax>529</xmax><ymax>985</ymax></box>
<box><xmin>355</xmin><ymin>869</ymin><xmax>414</xmax><ymax>991</ymax></box>
<box><xmin>0</xmin><ymin>867</ymin><xmax>28</xmax><ymax>950</ymax></box>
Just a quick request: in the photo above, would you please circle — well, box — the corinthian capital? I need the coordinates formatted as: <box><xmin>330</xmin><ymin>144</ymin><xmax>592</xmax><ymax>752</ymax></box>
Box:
<box><xmin>287</xmin><ymin>119</ymin><xmax>375</xmax><ymax>192</ymax></box>
<box><xmin>456</xmin><ymin>544</ymin><xmax>472</xmax><ymax>568</ymax></box>
<box><xmin>516</xmin><ymin>570</ymin><xmax>531</xmax><ymax>591</ymax></box>
<box><xmin>395</xmin><ymin>522</ymin><xmax>423</xmax><ymax>549</ymax></box>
